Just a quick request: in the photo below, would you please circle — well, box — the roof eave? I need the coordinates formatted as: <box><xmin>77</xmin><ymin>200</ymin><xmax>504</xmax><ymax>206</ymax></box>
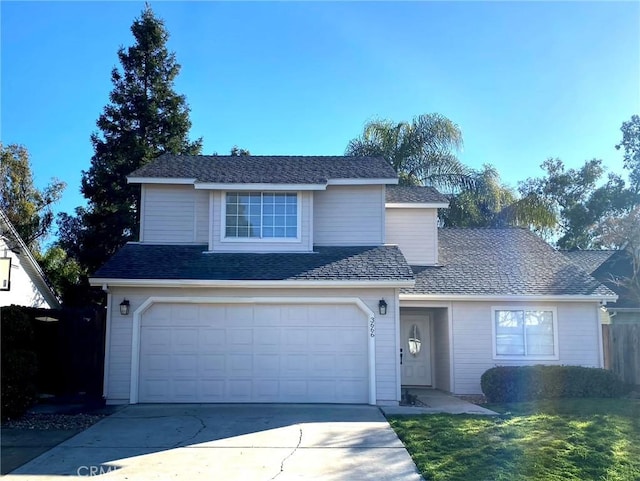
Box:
<box><xmin>127</xmin><ymin>177</ymin><xmax>196</xmax><ymax>185</ymax></box>
<box><xmin>386</xmin><ymin>202</ymin><xmax>450</xmax><ymax>209</ymax></box>
<box><xmin>400</xmin><ymin>293</ymin><xmax>618</xmax><ymax>303</ymax></box>
<box><xmin>0</xmin><ymin>212</ymin><xmax>61</xmax><ymax>308</ymax></box>
<box><xmin>127</xmin><ymin>178</ymin><xmax>398</xmax><ymax>188</ymax></box>
<box><xmin>89</xmin><ymin>278</ymin><xmax>416</xmax><ymax>289</ymax></box>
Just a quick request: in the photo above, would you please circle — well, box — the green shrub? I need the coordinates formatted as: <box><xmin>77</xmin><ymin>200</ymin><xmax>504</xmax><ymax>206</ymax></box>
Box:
<box><xmin>481</xmin><ymin>365</ymin><xmax>633</xmax><ymax>403</ymax></box>
<box><xmin>1</xmin><ymin>306</ymin><xmax>38</xmax><ymax>420</ymax></box>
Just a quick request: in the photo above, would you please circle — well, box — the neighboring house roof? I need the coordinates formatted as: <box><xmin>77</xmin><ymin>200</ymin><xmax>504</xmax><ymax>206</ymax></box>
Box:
<box><xmin>128</xmin><ymin>154</ymin><xmax>398</xmax><ymax>185</ymax></box>
<box><xmin>0</xmin><ymin>210</ymin><xmax>61</xmax><ymax>308</ymax></box>
<box><xmin>564</xmin><ymin>249</ymin><xmax>639</xmax><ymax>310</ymax></box>
<box><xmin>92</xmin><ymin>244</ymin><xmax>414</xmax><ymax>285</ymax></box>
<box><xmin>403</xmin><ymin>228</ymin><xmax>616</xmax><ymax>299</ymax></box>
<box><xmin>562</xmin><ymin>250</ymin><xmax>616</xmax><ymax>275</ymax></box>
<box><xmin>385</xmin><ymin>185</ymin><xmax>449</xmax><ymax>205</ymax></box>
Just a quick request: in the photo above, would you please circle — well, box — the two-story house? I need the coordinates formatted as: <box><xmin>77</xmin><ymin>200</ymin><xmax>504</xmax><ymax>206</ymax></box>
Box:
<box><xmin>91</xmin><ymin>155</ymin><xmax>616</xmax><ymax>405</ymax></box>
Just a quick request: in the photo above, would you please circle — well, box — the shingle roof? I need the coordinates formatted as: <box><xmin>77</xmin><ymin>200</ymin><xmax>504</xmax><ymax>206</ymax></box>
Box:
<box><xmin>128</xmin><ymin>154</ymin><xmax>398</xmax><ymax>184</ymax></box>
<box><xmin>403</xmin><ymin>228</ymin><xmax>616</xmax><ymax>297</ymax></box>
<box><xmin>386</xmin><ymin>185</ymin><xmax>449</xmax><ymax>204</ymax></box>
<box><xmin>92</xmin><ymin>244</ymin><xmax>414</xmax><ymax>283</ymax></box>
<box><xmin>561</xmin><ymin>250</ymin><xmax>615</xmax><ymax>274</ymax></box>
<box><xmin>564</xmin><ymin>250</ymin><xmax>639</xmax><ymax>309</ymax></box>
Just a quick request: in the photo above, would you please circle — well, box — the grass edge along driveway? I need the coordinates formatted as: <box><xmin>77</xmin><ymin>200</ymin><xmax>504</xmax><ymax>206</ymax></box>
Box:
<box><xmin>388</xmin><ymin>398</ymin><xmax>640</xmax><ymax>481</ymax></box>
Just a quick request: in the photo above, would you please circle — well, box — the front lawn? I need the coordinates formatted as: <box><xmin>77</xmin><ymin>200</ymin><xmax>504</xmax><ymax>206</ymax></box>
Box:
<box><xmin>388</xmin><ymin>398</ymin><xmax>640</xmax><ymax>481</ymax></box>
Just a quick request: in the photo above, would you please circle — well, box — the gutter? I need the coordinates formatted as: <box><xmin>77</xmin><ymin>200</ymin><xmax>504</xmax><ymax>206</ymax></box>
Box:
<box><xmin>400</xmin><ymin>293</ymin><xmax>618</xmax><ymax>303</ymax></box>
<box><xmin>89</xmin><ymin>278</ymin><xmax>416</xmax><ymax>289</ymax></box>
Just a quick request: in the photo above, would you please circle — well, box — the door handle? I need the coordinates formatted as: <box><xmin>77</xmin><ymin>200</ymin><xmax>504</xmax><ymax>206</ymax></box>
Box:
<box><xmin>400</xmin><ymin>348</ymin><xmax>403</xmax><ymax>365</ymax></box>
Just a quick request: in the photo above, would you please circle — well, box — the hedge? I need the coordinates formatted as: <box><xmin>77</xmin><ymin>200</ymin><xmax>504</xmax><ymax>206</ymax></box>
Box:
<box><xmin>480</xmin><ymin>365</ymin><xmax>633</xmax><ymax>403</ymax></box>
<box><xmin>1</xmin><ymin>306</ymin><xmax>38</xmax><ymax>420</ymax></box>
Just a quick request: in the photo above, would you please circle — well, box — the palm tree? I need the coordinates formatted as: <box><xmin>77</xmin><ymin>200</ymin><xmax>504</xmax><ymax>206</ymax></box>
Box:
<box><xmin>442</xmin><ymin>164</ymin><xmax>557</xmax><ymax>232</ymax></box>
<box><xmin>346</xmin><ymin>113</ymin><xmax>472</xmax><ymax>191</ymax></box>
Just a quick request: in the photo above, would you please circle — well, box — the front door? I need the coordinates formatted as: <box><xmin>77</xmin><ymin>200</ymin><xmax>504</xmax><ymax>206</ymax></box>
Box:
<box><xmin>401</xmin><ymin>315</ymin><xmax>432</xmax><ymax>386</ymax></box>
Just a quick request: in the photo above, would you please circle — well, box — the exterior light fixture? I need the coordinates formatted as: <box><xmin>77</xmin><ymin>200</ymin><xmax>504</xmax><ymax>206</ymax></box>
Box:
<box><xmin>378</xmin><ymin>299</ymin><xmax>388</xmax><ymax>315</ymax></box>
<box><xmin>119</xmin><ymin>299</ymin><xmax>130</xmax><ymax>316</ymax></box>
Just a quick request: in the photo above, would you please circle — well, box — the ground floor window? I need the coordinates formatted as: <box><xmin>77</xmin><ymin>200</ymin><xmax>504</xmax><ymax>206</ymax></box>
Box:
<box><xmin>492</xmin><ymin>307</ymin><xmax>558</xmax><ymax>359</ymax></box>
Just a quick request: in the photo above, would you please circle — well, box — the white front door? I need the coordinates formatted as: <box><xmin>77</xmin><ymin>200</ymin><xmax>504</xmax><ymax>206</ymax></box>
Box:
<box><xmin>401</xmin><ymin>315</ymin><xmax>432</xmax><ymax>386</ymax></box>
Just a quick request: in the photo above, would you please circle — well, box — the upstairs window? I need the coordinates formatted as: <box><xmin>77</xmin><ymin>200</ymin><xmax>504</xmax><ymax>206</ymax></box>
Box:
<box><xmin>225</xmin><ymin>192</ymin><xmax>298</xmax><ymax>239</ymax></box>
<box><xmin>493</xmin><ymin>308</ymin><xmax>558</xmax><ymax>360</ymax></box>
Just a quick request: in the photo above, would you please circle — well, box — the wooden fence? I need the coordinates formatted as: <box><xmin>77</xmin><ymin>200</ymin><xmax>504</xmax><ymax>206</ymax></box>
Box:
<box><xmin>603</xmin><ymin>323</ymin><xmax>640</xmax><ymax>386</ymax></box>
<box><xmin>13</xmin><ymin>306</ymin><xmax>106</xmax><ymax>398</ymax></box>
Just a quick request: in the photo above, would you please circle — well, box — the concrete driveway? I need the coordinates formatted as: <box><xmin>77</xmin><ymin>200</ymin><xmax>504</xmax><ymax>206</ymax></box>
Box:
<box><xmin>5</xmin><ymin>404</ymin><xmax>423</xmax><ymax>480</ymax></box>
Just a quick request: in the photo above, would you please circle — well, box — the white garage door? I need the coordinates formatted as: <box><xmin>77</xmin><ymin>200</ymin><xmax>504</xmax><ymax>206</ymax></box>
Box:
<box><xmin>138</xmin><ymin>302</ymin><xmax>369</xmax><ymax>403</ymax></box>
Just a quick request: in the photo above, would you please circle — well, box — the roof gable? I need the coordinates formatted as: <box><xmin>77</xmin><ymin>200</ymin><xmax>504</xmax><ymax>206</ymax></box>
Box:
<box><xmin>128</xmin><ymin>154</ymin><xmax>398</xmax><ymax>186</ymax></box>
<box><xmin>0</xmin><ymin>210</ymin><xmax>61</xmax><ymax>308</ymax></box>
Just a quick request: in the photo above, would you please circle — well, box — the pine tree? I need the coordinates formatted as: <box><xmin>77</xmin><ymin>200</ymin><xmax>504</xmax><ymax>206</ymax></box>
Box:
<box><xmin>74</xmin><ymin>4</ymin><xmax>201</xmax><ymax>273</ymax></box>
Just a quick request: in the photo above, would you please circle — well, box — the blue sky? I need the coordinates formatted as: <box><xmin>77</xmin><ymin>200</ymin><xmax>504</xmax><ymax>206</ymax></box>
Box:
<box><xmin>2</xmin><ymin>1</ymin><xmax>638</xmax><ymax>226</ymax></box>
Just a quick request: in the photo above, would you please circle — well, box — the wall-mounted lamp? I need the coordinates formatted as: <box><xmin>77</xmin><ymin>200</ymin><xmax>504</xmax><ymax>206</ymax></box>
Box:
<box><xmin>119</xmin><ymin>299</ymin><xmax>130</xmax><ymax>316</ymax></box>
<box><xmin>378</xmin><ymin>299</ymin><xmax>388</xmax><ymax>316</ymax></box>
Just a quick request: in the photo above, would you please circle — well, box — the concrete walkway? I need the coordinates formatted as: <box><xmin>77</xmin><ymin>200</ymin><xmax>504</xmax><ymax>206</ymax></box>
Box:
<box><xmin>5</xmin><ymin>404</ymin><xmax>424</xmax><ymax>480</ymax></box>
<box><xmin>381</xmin><ymin>389</ymin><xmax>498</xmax><ymax>416</ymax></box>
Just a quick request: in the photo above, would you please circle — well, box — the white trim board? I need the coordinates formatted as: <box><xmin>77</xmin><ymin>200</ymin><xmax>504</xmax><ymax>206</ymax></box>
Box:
<box><xmin>128</xmin><ymin>296</ymin><xmax>377</xmax><ymax>405</ymax></box>
<box><xmin>127</xmin><ymin>177</ymin><xmax>196</xmax><ymax>184</ymax></box>
<box><xmin>385</xmin><ymin>202</ymin><xmax>449</xmax><ymax>209</ymax></box>
<box><xmin>91</xmin><ymin>278</ymin><xmax>415</xmax><ymax>288</ymax></box>
<box><xmin>400</xmin><ymin>294</ymin><xmax>617</xmax><ymax>303</ymax></box>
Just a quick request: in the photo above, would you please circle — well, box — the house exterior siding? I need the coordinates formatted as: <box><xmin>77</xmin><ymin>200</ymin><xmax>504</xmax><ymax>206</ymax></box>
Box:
<box><xmin>105</xmin><ymin>286</ymin><xmax>399</xmax><ymax>405</ymax></box>
<box><xmin>450</xmin><ymin>301</ymin><xmax>602</xmax><ymax>394</ymax></box>
<box><xmin>141</xmin><ymin>185</ymin><xmax>209</xmax><ymax>244</ymax></box>
<box><xmin>313</xmin><ymin>185</ymin><xmax>385</xmax><ymax>246</ymax></box>
<box><xmin>385</xmin><ymin>207</ymin><xmax>438</xmax><ymax>265</ymax></box>
<box><xmin>0</xmin><ymin>239</ymin><xmax>53</xmax><ymax>308</ymax></box>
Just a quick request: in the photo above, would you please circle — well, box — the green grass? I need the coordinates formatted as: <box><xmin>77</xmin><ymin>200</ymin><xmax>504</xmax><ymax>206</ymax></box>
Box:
<box><xmin>388</xmin><ymin>398</ymin><xmax>640</xmax><ymax>481</ymax></box>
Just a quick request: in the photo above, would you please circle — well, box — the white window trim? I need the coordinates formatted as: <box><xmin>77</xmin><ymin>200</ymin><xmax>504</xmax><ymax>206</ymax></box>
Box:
<box><xmin>491</xmin><ymin>306</ymin><xmax>559</xmax><ymax>361</ymax></box>
<box><xmin>220</xmin><ymin>191</ymin><xmax>302</xmax><ymax>243</ymax></box>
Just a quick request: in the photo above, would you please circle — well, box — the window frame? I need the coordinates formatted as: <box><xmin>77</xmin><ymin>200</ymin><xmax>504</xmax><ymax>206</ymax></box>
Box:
<box><xmin>491</xmin><ymin>306</ymin><xmax>559</xmax><ymax>361</ymax></box>
<box><xmin>220</xmin><ymin>191</ymin><xmax>301</xmax><ymax>242</ymax></box>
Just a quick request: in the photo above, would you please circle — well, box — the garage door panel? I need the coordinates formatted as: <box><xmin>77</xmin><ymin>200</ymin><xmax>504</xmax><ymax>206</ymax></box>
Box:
<box><xmin>174</xmin><ymin>380</ymin><xmax>198</xmax><ymax>401</ymax></box>
<box><xmin>309</xmin><ymin>354</ymin><xmax>336</xmax><ymax>376</ymax></box>
<box><xmin>229</xmin><ymin>354</ymin><xmax>252</xmax><ymax>374</ymax></box>
<box><xmin>172</xmin><ymin>304</ymin><xmax>199</xmax><ymax>322</ymax></box>
<box><xmin>254</xmin><ymin>354</ymin><xmax>280</xmax><ymax>375</ymax></box>
<box><xmin>144</xmin><ymin>328</ymin><xmax>172</xmax><ymax>350</ymax></box>
<box><xmin>139</xmin><ymin>303</ymin><xmax>369</xmax><ymax>403</ymax></box>
<box><xmin>225</xmin><ymin>306</ymin><xmax>254</xmax><ymax>324</ymax></box>
<box><xmin>200</xmin><ymin>354</ymin><xmax>225</xmax><ymax>375</ymax></box>
<box><xmin>143</xmin><ymin>353</ymin><xmax>170</xmax><ymax>372</ymax></box>
<box><xmin>283</xmin><ymin>329</ymin><xmax>308</xmax><ymax>350</ymax></box>
<box><xmin>282</xmin><ymin>354</ymin><xmax>308</xmax><ymax>375</ymax></box>
<box><xmin>172</xmin><ymin>329</ymin><xmax>199</xmax><ymax>351</ymax></box>
<box><xmin>254</xmin><ymin>328</ymin><xmax>280</xmax><ymax>346</ymax></box>
<box><xmin>200</xmin><ymin>329</ymin><xmax>225</xmax><ymax>347</ymax></box>
<box><xmin>173</xmin><ymin>354</ymin><xmax>197</xmax><ymax>375</ymax></box>
<box><xmin>228</xmin><ymin>380</ymin><xmax>252</xmax><ymax>399</ymax></box>
<box><xmin>200</xmin><ymin>380</ymin><xmax>225</xmax><ymax>400</ymax></box>
<box><xmin>228</xmin><ymin>328</ymin><xmax>253</xmax><ymax>346</ymax></box>
<box><xmin>142</xmin><ymin>379</ymin><xmax>170</xmax><ymax>400</ymax></box>
<box><xmin>340</xmin><ymin>355</ymin><xmax>368</xmax><ymax>376</ymax></box>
